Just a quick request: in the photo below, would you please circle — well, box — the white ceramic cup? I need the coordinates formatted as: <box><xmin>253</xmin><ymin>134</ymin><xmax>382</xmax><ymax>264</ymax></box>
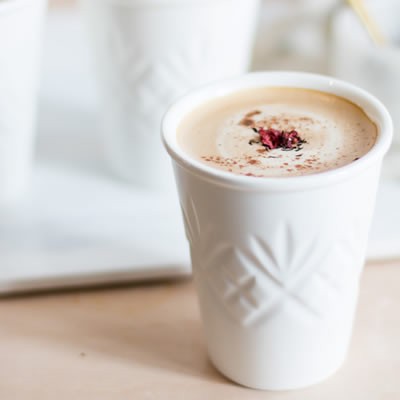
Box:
<box><xmin>81</xmin><ymin>0</ymin><xmax>260</xmax><ymax>191</ymax></box>
<box><xmin>162</xmin><ymin>72</ymin><xmax>392</xmax><ymax>390</ymax></box>
<box><xmin>0</xmin><ymin>0</ymin><xmax>46</xmax><ymax>205</ymax></box>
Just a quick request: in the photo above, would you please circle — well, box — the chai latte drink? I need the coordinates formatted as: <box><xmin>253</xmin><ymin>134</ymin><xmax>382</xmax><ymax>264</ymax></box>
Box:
<box><xmin>178</xmin><ymin>87</ymin><xmax>377</xmax><ymax>177</ymax></box>
<box><xmin>163</xmin><ymin>72</ymin><xmax>392</xmax><ymax>391</ymax></box>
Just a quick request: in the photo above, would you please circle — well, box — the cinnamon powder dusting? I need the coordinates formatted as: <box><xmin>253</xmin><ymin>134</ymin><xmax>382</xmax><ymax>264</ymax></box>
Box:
<box><xmin>179</xmin><ymin>87</ymin><xmax>377</xmax><ymax>178</ymax></box>
<box><xmin>201</xmin><ymin>116</ymin><xmax>310</xmax><ymax>176</ymax></box>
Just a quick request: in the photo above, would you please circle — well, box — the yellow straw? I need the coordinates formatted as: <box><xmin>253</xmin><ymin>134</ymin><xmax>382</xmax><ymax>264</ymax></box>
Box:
<box><xmin>347</xmin><ymin>0</ymin><xmax>386</xmax><ymax>46</ymax></box>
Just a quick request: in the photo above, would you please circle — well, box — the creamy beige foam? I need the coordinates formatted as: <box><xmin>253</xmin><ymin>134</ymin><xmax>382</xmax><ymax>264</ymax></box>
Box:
<box><xmin>177</xmin><ymin>87</ymin><xmax>377</xmax><ymax>177</ymax></box>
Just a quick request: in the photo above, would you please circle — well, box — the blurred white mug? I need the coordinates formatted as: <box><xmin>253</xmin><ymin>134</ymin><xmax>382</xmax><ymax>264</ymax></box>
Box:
<box><xmin>253</xmin><ymin>0</ymin><xmax>340</xmax><ymax>73</ymax></box>
<box><xmin>81</xmin><ymin>0</ymin><xmax>260</xmax><ymax>191</ymax></box>
<box><xmin>330</xmin><ymin>0</ymin><xmax>400</xmax><ymax>174</ymax></box>
<box><xmin>0</xmin><ymin>0</ymin><xmax>47</xmax><ymax>204</ymax></box>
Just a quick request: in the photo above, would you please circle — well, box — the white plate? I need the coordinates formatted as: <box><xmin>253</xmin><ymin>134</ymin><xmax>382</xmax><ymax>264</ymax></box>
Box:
<box><xmin>0</xmin><ymin>165</ymin><xmax>190</xmax><ymax>294</ymax></box>
<box><xmin>0</xmin><ymin>8</ymin><xmax>398</xmax><ymax>294</ymax></box>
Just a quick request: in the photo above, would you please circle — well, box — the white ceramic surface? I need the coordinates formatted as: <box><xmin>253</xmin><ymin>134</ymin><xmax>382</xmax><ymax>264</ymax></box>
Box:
<box><xmin>162</xmin><ymin>72</ymin><xmax>392</xmax><ymax>390</ymax></box>
<box><xmin>0</xmin><ymin>0</ymin><xmax>46</xmax><ymax>204</ymax></box>
<box><xmin>80</xmin><ymin>0</ymin><xmax>260</xmax><ymax>191</ymax></box>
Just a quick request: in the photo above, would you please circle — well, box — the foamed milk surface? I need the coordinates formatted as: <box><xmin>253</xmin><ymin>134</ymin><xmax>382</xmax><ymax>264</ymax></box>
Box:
<box><xmin>177</xmin><ymin>87</ymin><xmax>377</xmax><ymax>177</ymax></box>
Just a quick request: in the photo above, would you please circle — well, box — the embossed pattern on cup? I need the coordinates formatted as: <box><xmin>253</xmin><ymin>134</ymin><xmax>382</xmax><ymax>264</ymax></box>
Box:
<box><xmin>176</xmin><ymin>164</ymin><xmax>377</xmax><ymax>390</ymax></box>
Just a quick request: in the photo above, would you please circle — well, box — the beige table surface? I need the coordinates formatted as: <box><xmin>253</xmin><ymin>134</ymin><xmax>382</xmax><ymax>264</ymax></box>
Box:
<box><xmin>0</xmin><ymin>262</ymin><xmax>399</xmax><ymax>399</ymax></box>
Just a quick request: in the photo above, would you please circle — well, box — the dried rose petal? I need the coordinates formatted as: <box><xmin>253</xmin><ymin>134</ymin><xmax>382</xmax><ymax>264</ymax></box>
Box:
<box><xmin>258</xmin><ymin>128</ymin><xmax>281</xmax><ymax>149</ymax></box>
<box><xmin>255</xmin><ymin>128</ymin><xmax>304</xmax><ymax>150</ymax></box>
<box><xmin>280</xmin><ymin>130</ymin><xmax>301</xmax><ymax>149</ymax></box>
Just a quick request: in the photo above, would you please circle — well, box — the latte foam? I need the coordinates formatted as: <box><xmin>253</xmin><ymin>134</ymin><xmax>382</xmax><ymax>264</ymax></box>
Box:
<box><xmin>177</xmin><ymin>87</ymin><xmax>377</xmax><ymax>177</ymax></box>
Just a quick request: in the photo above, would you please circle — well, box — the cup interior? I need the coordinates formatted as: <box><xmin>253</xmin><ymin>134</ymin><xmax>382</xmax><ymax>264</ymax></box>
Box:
<box><xmin>162</xmin><ymin>71</ymin><xmax>393</xmax><ymax>191</ymax></box>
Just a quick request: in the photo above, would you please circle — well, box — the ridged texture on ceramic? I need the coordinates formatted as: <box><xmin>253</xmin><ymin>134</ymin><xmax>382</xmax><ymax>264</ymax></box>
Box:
<box><xmin>176</xmin><ymin>163</ymin><xmax>380</xmax><ymax>390</ymax></box>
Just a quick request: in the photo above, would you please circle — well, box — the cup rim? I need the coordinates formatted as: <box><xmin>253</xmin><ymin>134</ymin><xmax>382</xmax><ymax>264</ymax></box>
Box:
<box><xmin>162</xmin><ymin>71</ymin><xmax>393</xmax><ymax>192</ymax></box>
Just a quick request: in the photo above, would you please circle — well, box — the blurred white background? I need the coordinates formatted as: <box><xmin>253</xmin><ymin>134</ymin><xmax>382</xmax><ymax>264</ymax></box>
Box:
<box><xmin>1</xmin><ymin>0</ymin><xmax>399</xmax><ymax>293</ymax></box>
